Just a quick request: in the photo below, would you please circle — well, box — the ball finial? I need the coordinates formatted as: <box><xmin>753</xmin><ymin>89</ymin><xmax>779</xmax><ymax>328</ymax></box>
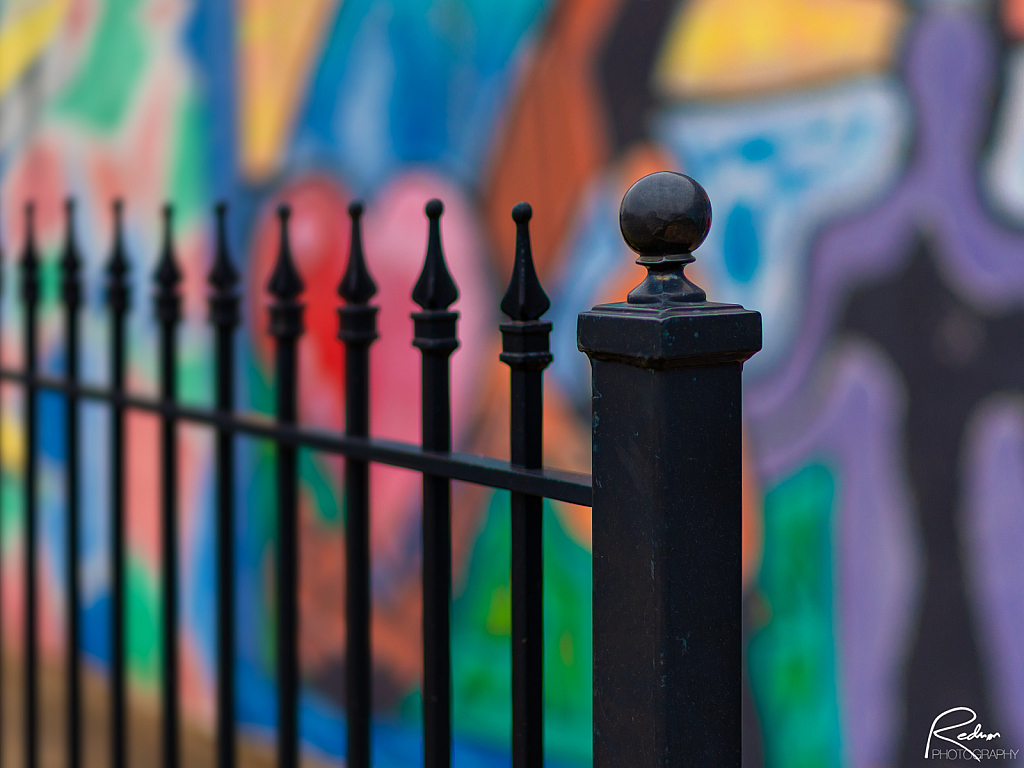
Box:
<box><xmin>619</xmin><ymin>171</ymin><xmax>711</xmax><ymax>257</ymax></box>
<box><xmin>618</xmin><ymin>171</ymin><xmax>711</xmax><ymax>304</ymax></box>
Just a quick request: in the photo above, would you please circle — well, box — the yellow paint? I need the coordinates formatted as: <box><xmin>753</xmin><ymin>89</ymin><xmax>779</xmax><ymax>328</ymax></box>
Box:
<box><xmin>237</xmin><ymin>0</ymin><xmax>340</xmax><ymax>180</ymax></box>
<box><xmin>656</xmin><ymin>0</ymin><xmax>905</xmax><ymax>99</ymax></box>
<box><xmin>1</xmin><ymin>419</ymin><xmax>23</xmax><ymax>469</ymax></box>
<box><xmin>0</xmin><ymin>0</ymin><xmax>70</xmax><ymax>98</ymax></box>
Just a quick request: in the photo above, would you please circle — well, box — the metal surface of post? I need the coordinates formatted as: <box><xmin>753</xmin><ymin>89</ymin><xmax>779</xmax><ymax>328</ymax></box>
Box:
<box><xmin>154</xmin><ymin>206</ymin><xmax>182</xmax><ymax>768</ymax></box>
<box><xmin>61</xmin><ymin>200</ymin><xmax>83</xmax><ymax>768</ymax></box>
<box><xmin>412</xmin><ymin>199</ymin><xmax>459</xmax><ymax>768</ymax></box>
<box><xmin>499</xmin><ymin>203</ymin><xmax>551</xmax><ymax>768</ymax></box>
<box><xmin>577</xmin><ymin>172</ymin><xmax>762</xmax><ymax>767</ymax></box>
<box><xmin>105</xmin><ymin>201</ymin><xmax>130</xmax><ymax>768</ymax></box>
<box><xmin>209</xmin><ymin>203</ymin><xmax>240</xmax><ymax>768</ymax></box>
<box><xmin>267</xmin><ymin>206</ymin><xmax>304</xmax><ymax>768</ymax></box>
<box><xmin>337</xmin><ymin>201</ymin><xmax>378</xmax><ymax>768</ymax></box>
<box><xmin>20</xmin><ymin>203</ymin><xmax>39</xmax><ymax>768</ymax></box>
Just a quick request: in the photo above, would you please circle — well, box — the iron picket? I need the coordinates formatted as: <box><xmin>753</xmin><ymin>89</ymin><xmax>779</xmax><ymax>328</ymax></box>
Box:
<box><xmin>60</xmin><ymin>199</ymin><xmax>83</xmax><ymax>768</ymax></box>
<box><xmin>338</xmin><ymin>200</ymin><xmax>378</xmax><ymax>768</ymax></box>
<box><xmin>20</xmin><ymin>203</ymin><xmax>39</xmax><ymax>768</ymax></box>
<box><xmin>267</xmin><ymin>206</ymin><xmax>304</xmax><ymax>768</ymax></box>
<box><xmin>209</xmin><ymin>202</ymin><xmax>240</xmax><ymax>768</ymax></box>
<box><xmin>105</xmin><ymin>200</ymin><xmax>130</xmax><ymax>768</ymax></box>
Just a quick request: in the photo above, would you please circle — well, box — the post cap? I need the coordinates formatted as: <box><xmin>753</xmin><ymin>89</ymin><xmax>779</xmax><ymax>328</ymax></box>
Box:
<box><xmin>578</xmin><ymin>172</ymin><xmax>761</xmax><ymax>368</ymax></box>
<box><xmin>620</xmin><ymin>172</ymin><xmax>711</xmax><ymax>304</ymax></box>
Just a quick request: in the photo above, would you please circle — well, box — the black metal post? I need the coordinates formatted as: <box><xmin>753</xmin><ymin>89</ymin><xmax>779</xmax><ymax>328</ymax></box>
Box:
<box><xmin>577</xmin><ymin>172</ymin><xmax>761</xmax><ymax>767</ymax></box>
<box><xmin>20</xmin><ymin>203</ymin><xmax>39</xmax><ymax>768</ymax></box>
<box><xmin>499</xmin><ymin>203</ymin><xmax>551</xmax><ymax>768</ymax></box>
<box><xmin>209</xmin><ymin>202</ymin><xmax>240</xmax><ymax>768</ymax></box>
<box><xmin>337</xmin><ymin>201</ymin><xmax>378</xmax><ymax>768</ymax></box>
<box><xmin>60</xmin><ymin>199</ymin><xmax>83</xmax><ymax>768</ymax></box>
<box><xmin>105</xmin><ymin>200</ymin><xmax>130</xmax><ymax>768</ymax></box>
<box><xmin>412</xmin><ymin>199</ymin><xmax>459</xmax><ymax>768</ymax></box>
<box><xmin>154</xmin><ymin>205</ymin><xmax>182</xmax><ymax>768</ymax></box>
<box><xmin>268</xmin><ymin>205</ymin><xmax>305</xmax><ymax>768</ymax></box>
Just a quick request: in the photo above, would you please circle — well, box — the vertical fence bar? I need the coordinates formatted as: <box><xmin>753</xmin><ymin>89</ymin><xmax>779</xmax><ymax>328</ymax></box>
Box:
<box><xmin>499</xmin><ymin>203</ymin><xmax>551</xmax><ymax>768</ymax></box>
<box><xmin>61</xmin><ymin>199</ymin><xmax>83</xmax><ymax>768</ymax></box>
<box><xmin>411</xmin><ymin>199</ymin><xmax>459</xmax><ymax>768</ymax></box>
<box><xmin>337</xmin><ymin>201</ymin><xmax>377</xmax><ymax>768</ymax></box>
<box><xmin>209</xmin><ymin>203</ymin><xmax>240</xmax><ymax>768</ymax></box>
<box><xmin>154</xmin><ymin>206</ymin><xmax>182</xmax><ymax>768</ymax></box>
<box><xmin>267</xmin><ymin>206</ymin><xmax>304</xmax><ymax>768</ymax></box>
<box><xmin>105</xmin><ymin>200</ymin><xmax>130</xmax><ymax>768</ymax></box>
<box><xmin>577</xmin><ymin>173</ymin><xmax>761</xmax><ymax>767</ymax></box>
<box><xmin>20</xmin><ymin>203</ymin><xmax>39</xmax><ymax>768</ymax></box>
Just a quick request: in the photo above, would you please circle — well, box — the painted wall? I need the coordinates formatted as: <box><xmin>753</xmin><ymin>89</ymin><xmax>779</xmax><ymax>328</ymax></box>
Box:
<box><xmin>1</xmin><ymin>0</ymin><xmax>1023</xmax><ymax>766</ymax></box>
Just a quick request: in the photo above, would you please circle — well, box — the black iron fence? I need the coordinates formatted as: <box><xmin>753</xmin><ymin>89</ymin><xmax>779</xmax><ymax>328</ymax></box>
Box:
<box><xmin>0</xmin><ymin>171</ymin><xmax>760</xmax><ymax>768</ymax></box>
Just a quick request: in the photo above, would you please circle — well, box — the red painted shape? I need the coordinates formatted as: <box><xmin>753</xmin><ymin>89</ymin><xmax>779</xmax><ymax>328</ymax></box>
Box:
<box><xmin>248</xmin><ymin>175</ymin><xmax>351</xmax><ymax>432</ymax></box>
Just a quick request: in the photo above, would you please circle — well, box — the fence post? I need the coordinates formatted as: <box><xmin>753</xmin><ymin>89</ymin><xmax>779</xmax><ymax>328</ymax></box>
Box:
<box><xmin>577</xmin><ymin>172</ymin><xmax>761</xmax><ymax>767</ymax></box>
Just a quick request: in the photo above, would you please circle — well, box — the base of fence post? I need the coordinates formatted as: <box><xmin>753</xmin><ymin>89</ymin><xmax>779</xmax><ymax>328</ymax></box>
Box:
<box><xmin>579</xmin><ymin>299</ymin><xmax>760</xmax><ymax>767</ymax></box>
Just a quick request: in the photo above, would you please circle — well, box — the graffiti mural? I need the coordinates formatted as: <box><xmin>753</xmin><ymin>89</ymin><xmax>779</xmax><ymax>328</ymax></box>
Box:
<box><xmin>2</xmin><ymin>0</ymin><xmax>1024</xmax><ymax>766</ymax></box>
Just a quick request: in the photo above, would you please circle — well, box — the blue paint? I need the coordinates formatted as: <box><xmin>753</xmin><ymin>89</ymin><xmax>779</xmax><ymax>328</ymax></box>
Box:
<box><xmin>741</xmin><ymin>137</ymin><xmax>774</xmax><ymax>162</ymax></box>
<box><xmin>723</xmin><ymin>204</ymin><xmax>760</xmax><ymax>283</ymax></box>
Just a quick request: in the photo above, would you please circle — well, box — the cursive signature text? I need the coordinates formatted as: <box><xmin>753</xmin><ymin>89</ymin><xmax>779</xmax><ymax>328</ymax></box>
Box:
<box><xmin>926</xmin><ymin>708</ymin><xmax>1002</xmax><ymax>761</ymax></box>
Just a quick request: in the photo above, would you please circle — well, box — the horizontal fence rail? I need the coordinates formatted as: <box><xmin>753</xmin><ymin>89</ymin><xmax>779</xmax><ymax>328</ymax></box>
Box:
<box><xmin>0</xmin><ymin>371</ymin><xmax>592</xmax><ymax>505</ymax></box>
<box><xmin>0</xmin><ymin>193</ymin><xmax>589</xmax><ymax>768</ymax></box>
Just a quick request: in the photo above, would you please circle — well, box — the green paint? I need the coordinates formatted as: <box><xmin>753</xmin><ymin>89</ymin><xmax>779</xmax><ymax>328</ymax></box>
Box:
<box><xmin>301</xmin><ymin>450</ymin><xmax>340</xmax><ymax>524</ymax></box>
<box><xmin>127</xmin><ymin>552</ymin><xmax>160</xmax><ymax>689</ymax></box>
<box><xmin>39</xmin><ymin>258</ymin><xmax>61</xmax><ymax>306</ymax></box>
<box><xmin>53</xmin><ymin>0</ymin><xmax>148</xmax><ymax>131</ymax></box>
<box><xmin>247</xmin><ymin>441</ymin><xmax>278</xmax><ymax>672</ymax></box>
<box><xmin>748</xmin><ymin>463</ymin><xmax>844</xmax><ymax>768</ymax></box>
<box><xmin>1</xmin><ymin>469</ymin><xmax>23</xmax><ymax>553</ymax></box>
<box><xmin>168</xmin><ymin>95</ymin><xmax>208</xmax><ymax>227</ymax></box>
<box><xmin>449</xmin><ymin>492</ymin><xmax>593</xmax><ymax>764</ymax></box>
<box><xmin>248</xmin><ymin>362</ymin><xmax>275</xmax><ymax>417</ymax></box>
<box><xmin>177</xmin><ymin>349</ymin><xmax>208</xmax><ymax>404</ymax></box>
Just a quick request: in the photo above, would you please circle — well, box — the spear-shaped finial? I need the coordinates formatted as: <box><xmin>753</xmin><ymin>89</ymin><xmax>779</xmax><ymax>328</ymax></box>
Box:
<box><xmin>267</xmin><ymin>205</ymin><xmax>304</xmax><ymax>301</ymax></box>
<box><xmin>20</xmin><ymin>202</ymin><xmax>39</xmax><ymax>303</ymax></box>
<box><xmin>61</xmin><ymin>198</ymin><xmax>83</xmax><ymax>306</ymax></box>
<box><xmin>154</xmin><ymin>204</ymin><xmax>182</xmax><ymax>325</ymax></box>
<box><xmin>61</xmin><ymin>199</ymin><xmax>82</xmax><ymax>271</ymax></box>
<box><xmin>338</xmin><ymin>201</ymin><xmax>377</xmax><ymax>305</ymax></box>
<box><xmin>105</xmin><ymin>199</ymin><xmax>131</xmax><ymax>311</ymax></box>
<box><xmin>412</xmin><ymin>199</ymin><xmax>458</xmax><ymax>311</ymax></box>
<box><xmin>21</xmin><ymin>202</ymin><xmax>38</xmax><ymax>265</ymax></box>
<box><xmin>154</xmin><ymin>204</ymin><xmax>182</xmax><ymax>287</ymax></box>
<box><xmin>500</xmin><ymin>202</ymin><xmax>549</xmax><ymax>321</ymax></box>
<box><xmin>208</xmin><ymin>202</ymin><xmax>239</xmax><ymax>291</ymax></box>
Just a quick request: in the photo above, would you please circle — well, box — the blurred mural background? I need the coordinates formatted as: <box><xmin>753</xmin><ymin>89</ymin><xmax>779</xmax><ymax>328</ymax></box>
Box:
<box><xmin>2</xmin><ymin>0</ymin><xmax>1024</xmax><ymax>765</ymax></box>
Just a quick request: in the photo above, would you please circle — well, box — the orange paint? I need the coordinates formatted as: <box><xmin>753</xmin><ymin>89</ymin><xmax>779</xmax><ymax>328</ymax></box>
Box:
<box><xmin>484</xmin><ymin>0</ymin><xmax>624</xmax><ymax>279</ymax></box>
<box><xmin>1005</xmin><ymin>0</ymin><xmax>1024</xmax><ymax>38</ymax></box>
